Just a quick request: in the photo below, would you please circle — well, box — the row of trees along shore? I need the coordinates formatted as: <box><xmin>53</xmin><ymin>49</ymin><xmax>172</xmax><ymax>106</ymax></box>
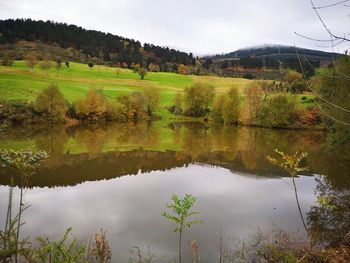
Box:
<box><xmin>0</xmin><ymin>84</ymin><xmax>160</xmax><ymax>124</ymax></box>
<box><xmin>0</xmin><ymin>81</ymin><xmax>320</xmax><ymax>129</ymax></box>
<box><xmin>1</xmin><ymin>56</ymin><xmax>348</xmax><ymax>132</ymax></box>
<box><xmin>168</xmin><ymin>79</ymin><xmax>322</xmax><ymax>129</ymax></box>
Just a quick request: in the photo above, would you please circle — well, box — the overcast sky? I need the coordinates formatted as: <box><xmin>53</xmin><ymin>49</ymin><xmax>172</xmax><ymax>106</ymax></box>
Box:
<box><xmin>0</xmin><ymin>0</ymin><xmax>348</xmax><ymax>55</ymax></box>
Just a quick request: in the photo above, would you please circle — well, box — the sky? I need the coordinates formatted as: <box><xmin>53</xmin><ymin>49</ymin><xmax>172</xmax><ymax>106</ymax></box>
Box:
<box><xmin>0</xmin><ymin>0</ymin><xmax>349</xmax><ymax>55</ymax></box>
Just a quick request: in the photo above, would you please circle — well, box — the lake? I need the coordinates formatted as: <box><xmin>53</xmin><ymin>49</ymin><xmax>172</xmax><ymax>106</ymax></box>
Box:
<box><xmin>0</xmin><ymin>122</ymin><xmax>349</xmax><ymax>262</ymax></box>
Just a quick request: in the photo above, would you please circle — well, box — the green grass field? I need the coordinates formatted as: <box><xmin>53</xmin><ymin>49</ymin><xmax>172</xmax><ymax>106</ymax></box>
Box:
<box><xmin>0</xmin><ymin>60</ymin><xmax>255</xmax><ymax>119</ymax></box>
<box><xmin>0</xmin><ymin>61</ymin><xmax>315</xmax><ymax>120</ymax></box>
<box><xmin>0</xmin><ymin>62</ymin><xmax>251</xmax><ymax>100</ymax></box>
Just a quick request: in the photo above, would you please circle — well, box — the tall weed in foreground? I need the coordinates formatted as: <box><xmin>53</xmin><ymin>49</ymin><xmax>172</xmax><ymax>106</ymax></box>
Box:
<box><xmin>33</xmin><ymin>227</ymin><xmax>86</xmax><ymax>263</ymax></box>
<box><xmin>162</xmin><ymin>194</ymin><xmax>203</xmax><ymax>263</ymax></box>
<box><xmin>267</xmin><ymin>149</ymin><xmax>312</xmax><ymax>262</ymax></box>
<box><xmin>128</xmin><ymin>246</ymin><xmax>156</xmax><ymax>263</ymax></box>
<box><xmin>0</xmin><ymin>187</ymin><xmax>31</xmax><ymax>262</ymax></box>
<box><xmin>87</xmin><ymin>228</ymin><xmax>112</xmax><ymax>263</ymax></box>
<box><xmin>0</xmin><ymin>149</ymin><xmax>49</xmax><ymax>263</ymax></box>
<box><xmin>267</xmin><ymin>149</ymin><xmax>309</xmax><ymax>235</ymax></box>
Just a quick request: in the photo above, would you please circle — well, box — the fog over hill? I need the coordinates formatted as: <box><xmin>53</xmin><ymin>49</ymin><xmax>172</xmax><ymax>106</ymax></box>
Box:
<box><xmin>210</xmin><ymin>44</ymin><xmax>341</xmax><ymax>61</ymax></box>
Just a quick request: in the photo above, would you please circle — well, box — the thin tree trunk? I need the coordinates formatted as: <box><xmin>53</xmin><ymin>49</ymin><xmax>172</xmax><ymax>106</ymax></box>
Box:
<box><xmin>5</xmin><ymin>187</ymin><xmax>13</xmax><ymax>235</ymax></box>
<box><xmin>179</xmin><ymin>228</ymin><xmax>182</xmax><ymax>263</ymax></box>
<box><xmin>15</xmin><ymin>187</ymin><xmax>23</xmax><ymax>263</ymax></box>
<box><xmin>4</xmin><ymin>187</ymin><xmax>13</xmax><ymax>254</ymax></box>
<box><xmin>291</xmin><ymin>175</ymin><xmax>309</xmax><ymax>236</ymax></box>
<box><xmin>291</xmin><ymin>173</ymin><xmax>315</xmax><ymax>263</ymax></box>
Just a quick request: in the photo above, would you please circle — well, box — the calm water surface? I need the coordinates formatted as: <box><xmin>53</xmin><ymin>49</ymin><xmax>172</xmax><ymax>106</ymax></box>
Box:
<box><xmin>0</xmin><ymin>123</ymin><xmax>349</xmax><ymax>262</ymax></box>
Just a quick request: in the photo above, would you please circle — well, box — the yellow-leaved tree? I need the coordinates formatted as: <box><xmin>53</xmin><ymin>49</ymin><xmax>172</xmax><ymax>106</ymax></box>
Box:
<box><xmin>75</xmin><ymin>88</ymin><xmax>108</xmax><ymax>121</ymax></box>
<box><xmin>34</xmin><ymin>84</ymin><xmax>67</xmax><ymax>122</ymax></box>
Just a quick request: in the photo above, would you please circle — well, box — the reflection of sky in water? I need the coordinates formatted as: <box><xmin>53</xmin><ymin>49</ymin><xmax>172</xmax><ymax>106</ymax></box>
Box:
<box><xmin>0</xmin><ymin>164</ymin><xmax>317</xmax><ymax>262</ymax></box>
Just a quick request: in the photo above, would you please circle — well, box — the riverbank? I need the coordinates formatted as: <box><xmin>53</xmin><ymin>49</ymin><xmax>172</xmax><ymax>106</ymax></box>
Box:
<box><xmin>1</xmin><ymin>60</ymin><xmax>324</xmax><ymax>131</ymax></box>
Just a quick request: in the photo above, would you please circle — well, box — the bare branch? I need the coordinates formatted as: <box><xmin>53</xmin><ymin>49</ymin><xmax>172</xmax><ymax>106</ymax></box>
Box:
<box><xmin>312</xmin><ymin>0</ymin><xmax>349</xmax><ymax>9</ymax></box>
<box><xmin>294</xmin><ymin>32</ymin><xmax>340</xmax><ymax>42</ymax></box>
<box><xmin>310</xmin><ymin>0</ymin><xmax>350</xmax><ymax>42</ymax></box>
<box><xmin>329</xmin><ymin>33</ymin><xmax>350</xmax><ymax>81</ymax></box>
<box><xmin>315</xmin><ymin>39</ymin><xmax>345</xmax><ymax>48</ymax></box>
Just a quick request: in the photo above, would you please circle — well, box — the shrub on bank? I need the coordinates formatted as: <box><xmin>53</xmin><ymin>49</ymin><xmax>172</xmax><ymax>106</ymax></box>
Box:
<box><xmin>167</xmin><ymin>93</ymin><xmax>183</xmax><ymax>115</ymax></box>
<box><xmin>0</xmin><ymin>100</ymin><xmax>11</xmax><ymax>122</ymax></box>
<box><xmin>222</xmin><ymin>87</ymin><xmax>240</xmax><ymax>124</ymax></box>
<box><xmin>257</xmin><ymin>94</ymin><xmax>298</xmax><ymax>127</ymax></box>
<box><xmin>288</xmin><ymin>80</ymin><xmax>307</xmax><ymax>93</ymax></box>
<box><xmin>0</xmin><ymin>100</ymin><xmax>39</xmax><ymax>124</ymax></box>
<box><xmin>297</xmin><ymin>106</ymin><xmax>322</xmax><ymax>126</ymax></box>
<box><xmin>211</xmin><ymin>87</ymin><xmax>240</xmax><ymax>124</ymax></box>
<box><xmin>211</xmin><ymin>94</ymin><xmax>225</xmax><ymax>123</ymax></box>
<box><xmin>71</xmin><ymin>88</ymin><xmax>160</xmax><ymax>122</ymax></box>
<box><xmin>283</xmin><ymin>70</ymin><xmax>303</xmax><ymax>84</ymax></box>
<box><xmin>184</xmin><ymin>83</ymin><xmax>215</xmax><ymax>117</ymax></box>
<box><xmin>244</xmin><ymin>84</ymin><xmax>264</xmax><ymax>123</ymax></box>
<box><xmin>0</xmin><ymin>51</ymin><xmax>14</xmax><ymax>66</ymax></box>
<box><xmin>75</xmin><ymin>88</ymin><xmax>108</xmax><ymax>121</ymax></box>
<box><xmin>106</xmin><ymin>101</ymin><xmax>128</xmax><ymax>122</ymax></box>
<box><xmin>115</xmin><ymin>89</ymin><xmax>160</xmax><ymax>121</ymax></box>
<box><xmin>34</xmin><ymin>84</ymin><xmax>67</xmax><ymax>123</ymax></box>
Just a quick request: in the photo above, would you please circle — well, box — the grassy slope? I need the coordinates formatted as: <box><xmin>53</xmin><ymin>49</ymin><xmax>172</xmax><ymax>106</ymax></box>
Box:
<box><xmin>0</xmin><ymin>61</ymin><xmax>315</xmax><ymax>121</ymax></box>
<box><xmin>0</xmin><ymin>61</ymin><xmax>252</xmax><ymax>118</ymax></box>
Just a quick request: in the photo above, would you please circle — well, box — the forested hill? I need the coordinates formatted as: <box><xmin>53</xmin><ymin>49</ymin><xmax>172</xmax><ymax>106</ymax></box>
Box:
<box><xmin>212</xmin><ymin>45</ymin><xmax>339</xmax><ymax>61</ymax></box>
<box><xmin>0</xmin><ymin>19</ymin><xmax>195</xmax><ymax>67</ymax></box>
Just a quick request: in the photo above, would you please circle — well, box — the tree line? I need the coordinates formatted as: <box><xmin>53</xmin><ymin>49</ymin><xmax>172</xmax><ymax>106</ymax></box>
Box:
<box><xmin>0</xmin><ymin>56</ymin><xmax>348</xmax><ymax>134</ymax></box>
<box><xmin>166</xmin><ymin>78</ymin><xmax>321</xmax><ymax>128</ymax></box>
<box><xmin>0</xmin><ymin>19</ymin><xmax>194</xmax><ymax>68</ymax></box>
<box><xmin>213</xmin><ymin>57</ymin><xmax>320</xmax><ymax>78</ymax></box>
<box><xmin>0</xmin><ymin>85</ymin><xmax>160</xmax><ymax>124</ymax></box>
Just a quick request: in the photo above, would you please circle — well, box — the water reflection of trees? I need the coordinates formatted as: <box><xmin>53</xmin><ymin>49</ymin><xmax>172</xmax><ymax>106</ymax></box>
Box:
<box><xmin>176</xmin><ymin>123</ymin><xmax>331</xmax><ymax>176</ymax></box>
<box><xmin>308</xmin><ymin>176</ymin><xmax>350</xmax><ymax>246</ymax></box>
<box><xmin>34</xmin><ymin>125</ymin><xmax>69</xmax><ymax>164</ymax></box>
<box><xmin>73</xmin><ymin>124</ymin><xmax>112</xmax><ymax>155</ymax></box>
<box><xmin>181</xmin><ymin>123</ymin><xmax>212</xmax><ymax>159</ymax></box>
<box><xmin>71</xmin><ymin>122</ymin><xmax>161</xmax><ymax>155</ymax></box>
<box><xmin>1</xmin><ymin>124</ymin><xmax>350</xmax><ymax>257</ymax></box>
<box><xmin>113</xmin><ymin>122</ymin><xmax>160</xmax><ymax>149</ymax></box>
<box><xmin>1</xmin><ymin>122</ymin><xmax>349</xmax><ymax>185</ymax></box>
<box><xmin>210</xmin><ymin>124</ymin><xmax>239</xmax><ymax>161</ymax></box>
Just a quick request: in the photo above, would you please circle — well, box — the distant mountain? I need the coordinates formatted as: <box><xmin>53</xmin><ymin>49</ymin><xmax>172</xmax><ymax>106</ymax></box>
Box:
<box><xmin>211</xmin><ymin>45</ymin><xmax>340</xmax><ymax>61</ymax></box>
<box><xmin>0</xmin><ymin>19</ymin><xmax>341</xmax><ymax>76</ymax></box>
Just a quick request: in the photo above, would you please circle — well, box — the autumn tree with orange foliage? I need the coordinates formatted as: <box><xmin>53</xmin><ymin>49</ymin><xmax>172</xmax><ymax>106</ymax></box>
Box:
<box><xmin>75</xmin><ymin>88</ymin><xmax>108</xmax><ymax>121</ymax></box>
<box><xmin>283</xmin><ymin>71</ymin><xmax>303</xmax><ymax>84</ymax></box>
<box><xmin>25</xmin><ymin>52</ymin><xmax>38</xmax><ymax>69</ymax></box>
<box><xmin>178</xmin><ymin>64</ymin><xmax>189</xmax><ymax>75</ymax></box>
<box><xmin>244</xmin><ymin>84</ymin><xmax>264</xmax><ymax>122</ymax></box>
<box><xmin>148</xmin><ymin>63</ymin><xmax>160</xmax><ymax>72</ymax></box>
